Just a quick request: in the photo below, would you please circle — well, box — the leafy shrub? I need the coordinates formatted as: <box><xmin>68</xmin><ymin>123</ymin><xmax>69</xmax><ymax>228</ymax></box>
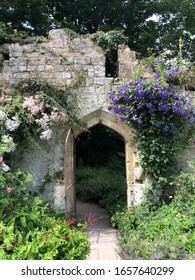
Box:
<box><xmin>76</xmin><ymin>156</ymin><xmax>127</xmax><ymax>214</ymax></box>
<box><xmin>0</xmin><ymin>215</ymin><xmax>90</xmax><ymax>260</ymax></box>
<box><xmin>90</xmin><ymin>30</ymin><xmax>128</xmax><ymax>76</ymax></box>
<box><xmin>0</xmin><ymin>22</ymin><xmax>29</xmax><ymax>44</ymax></box>
<box><xmin>0</xmin><ymin>160</ymin><xmax>90</xmax><ymax>260</ymax></box>
<box><xmin>112</xmin><ymin>171</ymin><xmax>195</xmax><ymax>259</ymax></box>
<box><xmin>0</xmin><ymin>22</ymin><xmax>12</xmax><ymax>43</ymax></box>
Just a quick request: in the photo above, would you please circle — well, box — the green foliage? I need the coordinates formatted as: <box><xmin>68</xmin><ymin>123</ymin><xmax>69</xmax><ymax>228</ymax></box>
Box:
<box><xmin>0</xmin><ymin>216</ymin><xmax>90</xmax><ymax>260</ymax></box>
<box><xmin>0</xmin><ymin>78</ymin><xmax>79</xmax><ymax>151</ymax></box>
<box><xmin>109</xmin><ymin>53</ymin><xmax>195</xmax><ymax>183</ymax></box>
<box><xmin>76</xmin><ymin>156</ymin><xmax>127</xmax><ymax>214</ymax></box>
<box><xmin>112</xmin><ymin>171</ymin><xmax>195</xmax><ymax>259</ymax></box>
<box><xmin>0</xmin><ymin>0</ymin><xmax>52</xmax><ymax>36</ymax></box>
<box><xmin>13</xmin><ymin>78</ymin><xmax>79</xmax><ymax>124</ymax></box>
<box><xmin>90</xmin><ymin>30</ymin><xmax>128</xmax><ymax>76</ymax></box>
<box><xmin>0</xmin><ymin>1</ymin><xmax>195</xmax><ymax>60</ymax></box>
<box><xmin>0</xmin><ymin>22</ymin><xmax>12</xmax><ymax>43</ymax></box>
<box><xmin>0</xmin><ymin>21</ymin><xmax>30</xmax><ymax>44</ymax></box>
<box><xmin>151</xmin><ymin>0</ymin><xmax>195</xmax><ymax>61</ymax></box>
<box><xmin>0</xmin><ymin>165</ymin><xmax>90</xmax><ymax>260</ymax></box>
<box><xmin>90</xmin><ymin>30</ymin><xmax>128</xmax><ymax>52</ymax></box>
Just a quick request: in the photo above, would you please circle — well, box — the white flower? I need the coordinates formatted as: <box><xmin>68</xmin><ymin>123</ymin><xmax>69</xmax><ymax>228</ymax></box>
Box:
<box><xmin>1</xmin><ymin>135</ymin><xmax>16</xmax><ymax>152</ymax></box>
<box><xmin>2</xmin><ymin>135</ymin><xmax>13</xmax><ymax>144</ymax></box>
<box><xmin>35</xmin><ymin>113</ymin><xmax>50</xmax><ymax>129</ymax></box>
<box><xmin>0</xmin><ymin>110</ymin><xmax>6</xmax><ymax>121</ymax></box>
<box><xmin>22</xmin><ymin>96</ymin><xmax>41</xmax><ymax>115</ymax></box>
<box><xmin>1</xmin><ymin>162</ymin><xmax>10</xmax><ymax>172</ymax></box>
<box><xmin>22</xmin><ymin>96</ymin><xmax>35</xmax><ymax>109</ymax></box>
<box><xmin>40</xmin><ymin>128</ymin><xmax>53</xmax><ymax>140</ymax></box>
<box><xmin>5</xmin><ymin>116</ymin><xmax>21</xmax><ymax>131</ymax></box>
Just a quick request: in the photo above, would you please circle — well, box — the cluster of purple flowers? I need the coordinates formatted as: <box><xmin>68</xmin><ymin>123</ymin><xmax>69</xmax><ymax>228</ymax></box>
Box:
<box><xmin>108</xmin><ymin>70</ymin><xmax>195</xmax><ymax>135</ymax></box>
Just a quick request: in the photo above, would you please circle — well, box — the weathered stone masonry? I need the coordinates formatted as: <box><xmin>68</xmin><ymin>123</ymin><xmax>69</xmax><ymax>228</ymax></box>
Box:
<box><xmin>0</xmin><ymin>29</ymin><xmax>194</xmax><ymax>213</ymax></box>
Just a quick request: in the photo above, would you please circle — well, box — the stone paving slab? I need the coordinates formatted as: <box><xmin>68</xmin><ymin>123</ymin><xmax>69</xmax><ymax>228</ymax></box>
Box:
<box><xmin>77</xmin><ymin>200</ymin><xmax>122</xmax><ymax>260</ymax></box>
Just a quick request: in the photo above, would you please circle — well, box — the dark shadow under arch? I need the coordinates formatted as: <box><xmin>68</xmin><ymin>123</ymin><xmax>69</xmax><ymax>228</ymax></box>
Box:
<box><xmin>64</xmin><ymin>109</ymin><xmax>136</xmax><ymax>217</ymax></box>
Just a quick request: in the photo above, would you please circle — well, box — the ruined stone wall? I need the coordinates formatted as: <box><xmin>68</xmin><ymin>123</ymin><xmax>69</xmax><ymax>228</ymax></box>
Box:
<box><xmin>0</xmin><ymin>29</ymin><xmax>138</xmax><ymax>118</ymax></box>
<box><xmin>0</xmin><ymin>29</ymin><xmax>139</xmax><ymax>209</ymax></box>
<box><xmin>0</xmin><ymin>29</ymin><xmax>194</xmax><ymax>210</ymax></box>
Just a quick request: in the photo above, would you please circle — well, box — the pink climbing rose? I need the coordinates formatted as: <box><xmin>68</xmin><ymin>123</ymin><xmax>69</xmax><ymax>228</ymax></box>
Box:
<box><xmin>7</xmin><ymin>188</ymin><xmax>12</xmax><ymax>193</ymax></box>
<box><xmin>0</xmin><ymin>156</ymin><xmax>3</xmax><ymax>164</ymax></box>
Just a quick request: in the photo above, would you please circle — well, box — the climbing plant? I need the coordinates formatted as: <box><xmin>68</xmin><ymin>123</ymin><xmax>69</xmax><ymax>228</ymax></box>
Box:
<box><xmin>0</xmin><ymin>78</ymin><xmax>79</xmax><ymax>150</ymax></box>
<box><xmin>108</xmin><ymin>52</ymin><xmax>195</xmax><ymax>183</ymax></box>
<box><xmin>90</xmin><ymin>30</ymin><xmax>128</xmax><ymax>77</ymax></box>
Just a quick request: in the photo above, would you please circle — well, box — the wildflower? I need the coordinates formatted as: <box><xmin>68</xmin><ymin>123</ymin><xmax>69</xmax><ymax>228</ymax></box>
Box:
<box><xmin>0</xmin><ymin>110</ymin><xmax>6</xmax><ymax>121</ymax></box>
<box><xmin>7</xmin><ymin>187</ymin><xmax>12</xmax><ymax>193</ymax></box>
<box><xmin>119</xmin><ymin>115</ymin><xmax>128</xmax><ymax>122</ymax></box>
<box><xmin>155</xmin><ymin>121</ymin><xmax>161</xmax><ymax>128</ymax></box>
<box><xmin>150</xmin><ymin>63</ymin><xmax>155</xmax><ymax>70</ymax></box>
<box><xmin>137</xmin><ymin>119</ymin><xmax>143</xmax><ymax>125</ymax></box>
<box><xmin>153</xmin><ymin>253</ymin><xmax>164</xmax><ymax>260</ymax></box>
<box><xmin>40</xmin><ymin>128</ymin><xmax>53</xmax><ymax>140</ymax></box>
<box><xmin>22</xmin><ymin>96</ymin><xmax>41</xmax><ymax>115</ymax></box>
<box><xmin>89</xmin><ymin>224</ymin><xmax>94</xmax><ymax>228</ymax></box>
<box><xmin>5</xmin><ymin>116</ymin><xmax>21</xmax><ymax>131</ymax></box>
<box><xmin>2</xmin><ymin>163</ymin><xmax>10</xmax><ymax>172</ymax></box>
<box><xmin>1</xmin><ymin>135</ymin><xmax>16</xmax><ymax>153</ymax></box>
<box><xmin>132</xmin><ymin>115</ymin><xmax>137</xmax><ymax>121</ymax></box>
<box><xmin>67</xmin><ymin>218</ymin><xmax>76</xmax><ymax>226</ymax></box>
<box><xmin>87</xmin><ymin>213</ymin><xmax>95</xmax><ymax>222</ymax></box>
<box><xmin>35</xmin><ymin>113</ymin><xmax>50</xmax><ymax>129</ymax></box>
<box><xmin>146</xmin><ymin>103</ymin><xmax>153</xmax><ymax>109</ymax></box>
<box><xmin>163</xmin><ymin>125</ymin><xmax>169</xmax><ymax>132</ymax></box>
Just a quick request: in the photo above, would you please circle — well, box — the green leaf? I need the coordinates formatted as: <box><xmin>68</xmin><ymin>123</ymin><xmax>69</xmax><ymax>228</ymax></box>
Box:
<box><xmin>0</xmin><ymin>198</ymin><xmax>9</xmax><ymax>207</ymax></box>
<box><xmin>20</xmin><ymin>216</ymin><xmax>26</xmax><ymax>228</ymax></box>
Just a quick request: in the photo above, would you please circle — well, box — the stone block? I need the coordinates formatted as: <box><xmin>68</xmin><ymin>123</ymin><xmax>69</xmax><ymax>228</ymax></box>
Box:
<box><xmin>19</xmin><ymin>65</ymin><xmax>27</xmax><ymax>72</ymax></box>
<box><xmin>127</xmin><ymin>183</ymin><xmax>146</xmax><ymax>207</ymax></box>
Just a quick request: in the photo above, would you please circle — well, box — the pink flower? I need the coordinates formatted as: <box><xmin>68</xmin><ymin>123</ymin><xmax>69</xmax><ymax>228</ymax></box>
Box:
<box><xmin>7</xmin><ymin>188</ymin><xmax>12</xmax><ymax>193</ymax></box>
<box><xmin>0</xmin><ymin>156</ymin><xmax>3</xmax><ymax>164</ymax></box>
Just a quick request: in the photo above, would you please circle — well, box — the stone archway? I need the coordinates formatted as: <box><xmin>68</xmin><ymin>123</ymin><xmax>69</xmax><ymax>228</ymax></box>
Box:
<box><xmin>64</xmin><ymin>109</ymin><xmax>139</xmax><ymax>217</ymax></box>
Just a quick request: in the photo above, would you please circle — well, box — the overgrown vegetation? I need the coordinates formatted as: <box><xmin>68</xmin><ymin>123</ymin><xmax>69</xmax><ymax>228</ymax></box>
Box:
<box><xmin>90</xmin><ymin>30</ymin><xmax>128</xmax><ymax>76</ymax></box>
<box><xmin>112</xmin><ymin>171</ymin><xmax>195</xmax><ymax>259</ymax></box>
<box><xmin>76</xmin><ymin>156</ymin><xmax>127</xmax><ymax>215</ymax></box>
<box><xmin>108</xmin><ymin>52</ymin><xmax>195</xmax><ymax>192</ymax></box>
<box><xmin>0</xmin><ymin>77</ymin><xmax>91</xmax><ymax>260</ymax></box>
<box><xmin>107</xmin><ymin>49</ymin><xmax>195</xmax><ymax>259</ymax></box>
<box><xmin>0</xmin><ymin>161</ymin><xmax>91</xmax><ymax>260</ymax></box>
<box><xmin>0</xmin><ymin>78</ymin><xmax>79</xmax><ymax>151</ymax></box>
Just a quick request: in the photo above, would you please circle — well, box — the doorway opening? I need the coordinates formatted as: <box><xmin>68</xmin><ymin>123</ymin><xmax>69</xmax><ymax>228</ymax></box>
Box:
<box><xmin>75</xmin><ymin>124</ymin><xmax>127</xmax><ymax>215</ymax></box>
<box><xmin>64</xmin><ymin>109</ymin><xmax>136</xmax><ymax>217</ymax></box>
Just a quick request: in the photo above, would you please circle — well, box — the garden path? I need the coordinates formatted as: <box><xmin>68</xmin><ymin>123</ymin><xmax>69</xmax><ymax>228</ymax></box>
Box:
<box><xmin>77</xmin><ymin>200</ymin><xmax>122</xmax><ymax>260</ymax></box>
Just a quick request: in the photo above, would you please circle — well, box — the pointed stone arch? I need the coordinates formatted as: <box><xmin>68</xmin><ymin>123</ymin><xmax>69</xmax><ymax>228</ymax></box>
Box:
<box><xmin>65</xmin><ymin>109</ymin><xmax>143</xmax><ymax>217</ymax></box>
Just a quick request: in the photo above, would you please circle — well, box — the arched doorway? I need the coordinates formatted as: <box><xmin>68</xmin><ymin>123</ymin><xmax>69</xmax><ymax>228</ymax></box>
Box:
<box><xmin>64</xmin><ymin>109</ymin><xmax>136</xmax><ymax>217</ymax></box>
<box><xmin>76</xmin><ymin>124</ymin><xmax>126</xmax><ymax>209</ymax></box>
